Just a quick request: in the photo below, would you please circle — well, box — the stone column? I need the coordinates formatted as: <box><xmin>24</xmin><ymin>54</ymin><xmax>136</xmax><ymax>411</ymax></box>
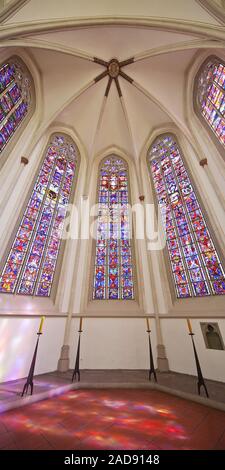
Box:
<box><xmin>57</xmin><ymin>197</ymin><xmax>89</xmax><ymax>372</ymax></box>
<box><xmin>57</xmin><ymin>345</ymin><xmax>70</xmax><ymax>372</ymax></box>
<box><xmin>139</xmin><ymin>164</ymin><xmax>170</xmax><ymax>372</ymax></box>
<box><xmin>155</xmin><ymin>316</ymin><xmax>169</xmax><ymax>372</ymax></box>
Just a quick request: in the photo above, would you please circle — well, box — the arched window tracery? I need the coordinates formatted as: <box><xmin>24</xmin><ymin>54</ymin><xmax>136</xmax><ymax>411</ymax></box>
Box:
<box><xmin>148</xmin><ymin>134</ymin><xmax>225</xmax><ymax>298</ymax></box>
<box><xmin>0</xmin><ymin>133</ymin><xmax>79</xmax><ymax>297</ymax></box>
<box><xmin>93</xmin><ymin>155</ymin><xmax>135</xmax><ymax>300</ymax></box>
<box><xmin>0</xmin><ymin>56</ymin><xmax>33</xmax><ymax>155</ymax></box>
<box><xmin>195</xmin><ymin>56</ymin><xmax>225</xmax><ymax>149</ymax></box>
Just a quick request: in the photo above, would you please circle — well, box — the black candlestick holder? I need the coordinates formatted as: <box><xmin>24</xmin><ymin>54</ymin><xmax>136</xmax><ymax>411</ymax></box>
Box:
<box><xmin>189</xmin><ymin>332</ymin><xmax>209</xmax><ymax>398</ymax></box>
<box><xmin>72</xmin><ymin>328</ymin><xmax>82</xmax><ymax>382</ymax></box>
<box><xmin>21</xmin><ymin>332</ymin><xmax>42</xmax><ymax>397</ymax></box>
<box><xmin>147</xmin><ymin>328</ymin><xmax>157</xmax><ymax>382</ymax></box>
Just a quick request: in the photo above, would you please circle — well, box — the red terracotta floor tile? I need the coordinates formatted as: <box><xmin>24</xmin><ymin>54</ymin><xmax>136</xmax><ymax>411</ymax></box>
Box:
<box><xmin>1</xmin><ymin>442</ymin><xmax>19</xmax><ymax>450</ymax></box>
<box><xmin>0</xmin><ymin>420</ymin><xmax>8</xmax><ymax>435</ymax></box>
<box><xmin>0</xmin><ymin>431</ymin><xmax>16</xmax><ymax>450</ymax></box>
<box><xmin>60</xmin><ymin>416</ymin><xmax>94</xmax><ymax>429</ymax></box>
<box><xmin>61</xmin><ymin>418</ymin><xmax>114</xmax><ymax>440</ymax></box>
<box><xmin>35</xmin><ymin>441</ymin><xmax>55</xmax><ymax>450</ymax></box>
<box><xmin>82</xmin><ymin>436</ymin><xmax>158</xmax><ymax>451</ymax></box>
<box><xmin>13</xmin><ymin>433</ymin><xmax>50</xmax><ymax>450</ymax></box>
<box><xmin>214</xmin><ymin>430</ymin><xmax>225</xmax><ymax>450</ymax></box>
<box><xmin>1</xmin><ymin>389</ymin><xmax>225</xmax><ymax>450</ymax></box>
<box><xmin>184</xmin><ymin>410</ymin><xmax>225</xmax><ymax>450</ymax></box>
<box><xmin>42</xmin><ymin>433</ymin><xmax>83</xmax><ymax>451</ymax></box>
<box><xmin>168</xmin><ymin>410</ymin><xmax>206</xmax><ymax>434</ymax></box>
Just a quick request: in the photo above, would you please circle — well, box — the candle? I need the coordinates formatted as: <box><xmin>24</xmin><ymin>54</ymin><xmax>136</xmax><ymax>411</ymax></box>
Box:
<box><xmin>79</xmin><ymin>317</ymin><xmax>83</xmax><ymax>331</ymax></box>
<box><xmin>146</xmin><ymin>317</ymin><xmax>150</xmax><ymax>331</ymax></box>
<box><xmin>38</xmin><ymin>316</ymin><xmax>45</xmax><ymax>334</ymax></box>
<box><xmin>187</xmin><ymin>318</ymin><xmax>193</xmax><ymax>334</ymax></box>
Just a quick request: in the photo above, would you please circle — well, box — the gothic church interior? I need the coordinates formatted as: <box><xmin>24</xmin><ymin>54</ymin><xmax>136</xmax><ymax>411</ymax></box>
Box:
<box><xmin>0</xmin><ymin>0</ymin><xmax>225</xmax><ymax>451</ymax></box>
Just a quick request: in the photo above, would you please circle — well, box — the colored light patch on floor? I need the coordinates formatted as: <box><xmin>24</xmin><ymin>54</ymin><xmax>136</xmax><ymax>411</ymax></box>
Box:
<box><xmin>0</xmin><ymin>389</ymin><xmax>225</xmax><ymax>450</ymax></box>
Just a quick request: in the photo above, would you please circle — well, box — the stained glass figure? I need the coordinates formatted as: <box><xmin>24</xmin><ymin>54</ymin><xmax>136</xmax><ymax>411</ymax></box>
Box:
<box><xmin>93</xmin><ymin>156</ymin><xmax>135</xmax><ymax>300</ymax></box>
<box><xmin>0</xmin><ymin>57</ymin><xmax>32</xmax><ymax>154</ymax></box>
<box><xmin>0</xmin><ymin>134</ymin><xmax>79</xmax><ymax>296</ymax></box>
<box><xmin>148</xmin><ymin>134</ymin><xmax>225</xmax><ymax>298</ymax></box>
<box><xmin>196</xmin><ymin>57</ymin><xmax>225</xmax><ymax>147</ymax></box>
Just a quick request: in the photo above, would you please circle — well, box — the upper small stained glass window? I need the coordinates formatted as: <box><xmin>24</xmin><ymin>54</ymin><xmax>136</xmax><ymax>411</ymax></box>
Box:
<box><xmin>196</xmin><ymin>56</ymin><xmax>225</xmax><ymax>148</ymax></box>
<box><xmin>0</xmin><ymin>56</ymin><xmax>33</xmax><ymax>154</ymax></box>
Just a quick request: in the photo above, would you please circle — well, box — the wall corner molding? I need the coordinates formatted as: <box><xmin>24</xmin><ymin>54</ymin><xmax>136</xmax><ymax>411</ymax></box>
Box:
<box><xmin>196</xmin><ymin>0</ymin><xmax>225</xmax><ymax>25</ymax></box>
<box><xmin>0</xmin><ymin>0</ymin><xmax>30</xmax><ymax>24</ymax></box>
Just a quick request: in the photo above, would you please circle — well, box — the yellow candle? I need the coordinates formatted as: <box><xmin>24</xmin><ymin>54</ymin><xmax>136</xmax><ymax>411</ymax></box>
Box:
<box><xmin>79</xmin><ymin>317</ymin><xmax>83</xmax><ymax>331</ymax></box>
<box><xmin>38</xmin><ymin>316</ymin><xmax>45</xmax><ymax>334</ymax></box>
<box><xmin>187</xmin><ymin>318</ymin><xmax>193</xmax><ymax>334</ymax></box>
<box><xmin>146</xmin><ymin>317</ymin><xmax>150</xmax><ymax>331</ymax></box>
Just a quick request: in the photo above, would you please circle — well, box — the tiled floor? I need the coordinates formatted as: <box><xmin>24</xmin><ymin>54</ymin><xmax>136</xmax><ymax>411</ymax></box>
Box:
<box><xmin>1</xmin><ymin>369</ymin><xmax>225</xmax><ymax>413</ymax></box>
<box><xmin>1</xmin><ymin>388</ymin><xmax>225</xmax><ymax>450</ymax></box>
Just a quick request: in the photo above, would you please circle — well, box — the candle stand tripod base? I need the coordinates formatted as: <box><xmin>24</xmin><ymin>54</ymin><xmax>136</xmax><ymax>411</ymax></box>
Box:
<box><xmin>189</xmin><ymin>333</ymin><xmax>209</xmax><ymax>398</ymax></box>
<box><xmin>72</xmin><ymin>330</ymin><xmax>82</xmax><ymax>382</ymax></box>
<box><xmin>147</xmin><ymin>329</ymin><xmax>157</xmax><ymax>382</ymax></box>
<box><xmin>21</xmin><ymin>332</ymin><xmax>42</xmax><ymax>397</ymax></box>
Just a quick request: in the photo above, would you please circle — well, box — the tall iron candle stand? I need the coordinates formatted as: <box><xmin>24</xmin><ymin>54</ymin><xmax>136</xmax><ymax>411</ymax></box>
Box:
<box><xmin>146</xmin><ymin>317</ymin><xmax>157</xmax><ymax>382</ymax></box>
<box><xmin>21</xmin><ymin>316</ymin><xmax>45</xmax><ymax>397</ymax></box>
<box><xmin>187</xmin><ymin>319</ymin><xmax>209</xmax><ymax>398</ymax></box>
<box><xmin>72</xmin><ymin>317</ymin><xmax>83</xmax><ymax>382</ymax></box>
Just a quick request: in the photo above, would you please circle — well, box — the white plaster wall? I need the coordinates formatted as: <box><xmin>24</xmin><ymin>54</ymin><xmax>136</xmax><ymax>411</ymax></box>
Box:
<box><xmin>70</xmin><ymin>318</ymin><xmax>156</xmax><ymax>369</ymax></box>
<box><xmin>0</xmin><ymin>316</ymin><xmax>157</xmax><ymax>383</ymax></box>
<box><xmin>69</xmin><ymin>318</ymin><xmax>157</xmax><ymax>370</ymax></box>
<box><xmin>161</xmin><ymin>318</ymin><xmax>225</xmax><ymax>382</ymax></box>
<box><xmin>1</xmin><ymin>316</ymin><xmax>225</xmax><ymax>384</ymax></box>
<box><xmin>0</xmin><ymin>316</ymin><xmax>66</xmax><ymax>382</ymax></box>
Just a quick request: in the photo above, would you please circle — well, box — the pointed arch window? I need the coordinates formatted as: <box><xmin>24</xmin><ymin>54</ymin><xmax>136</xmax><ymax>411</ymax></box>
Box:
<box><xmin>195</xmin><ymin>56</ymin><xmax>225</xmax><ymax>149</ymax></box>
<box><xmin>0</xmin><ymin>56</ymin><xmax>34</xmax><ymax>157</ymax></box>
<box><xmin>93</xmin><ymin>155</ymin><xmax>135</xmax><ymax>300</ymax></box>
<box><xmin>0</xmin><ymin>134</ymin><xmax>79</xmax><ymax>297</ymax></box>
<box><xmin>148</xmin><ymin>134</ymin><xmax>225</xmax><ymax>298</ymax></box>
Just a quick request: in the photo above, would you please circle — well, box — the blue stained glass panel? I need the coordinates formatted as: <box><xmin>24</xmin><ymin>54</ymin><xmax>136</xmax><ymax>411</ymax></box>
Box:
<box><xmin>0</xmin><ymin>134</ymin><xmax>79</xmax><ymax>296</ymax></box>
<box><xmin>93</xmin><ymin>156</ymin><xmax>135</xmax><ymax>300</ymax></box>
<box><xmin>197</xmin><ymin>58</ymin><xmax>225</xmax><ymax>147</ymax></box>
<box><xmin>0</xmin><ymin>59</ymin><xmax>32</xmax><ymax>154</ymax></box>
<box><xmin>149</xmin><ymin>135</ymin><xmax>225</xmax><ymax>297</ymax></box>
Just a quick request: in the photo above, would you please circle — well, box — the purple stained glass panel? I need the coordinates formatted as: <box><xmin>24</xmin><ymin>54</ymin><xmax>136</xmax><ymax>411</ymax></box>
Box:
<box><xmin>93</xmin><ymin>156</ymin><xmax>135</xmax><ymax>300</ymax></box>
<box><xmin>197</xmin><ymin>58</ymin><xmax>225</xmax><ymax>147</ymax></box>
<box><xmin>149</xmin><ymin>135</ymin><xmax>225</xmax><ymax>297</ymax></box>
<box><xmin>0</xmin><ymin>59</ymin><xmax>32</xmax><ymax>154</ymax></box>
<box><xmin>0</xmin><ymin>134</ymin><xmax>79</xmax><ymax>296</ymax></box>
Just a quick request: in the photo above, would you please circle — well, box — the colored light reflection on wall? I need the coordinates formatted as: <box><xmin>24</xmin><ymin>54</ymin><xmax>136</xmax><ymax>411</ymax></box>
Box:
<box><xmin>0</xmin><ymin>318</ymin><xmax>35</xmax><ymax>382</ymax></box>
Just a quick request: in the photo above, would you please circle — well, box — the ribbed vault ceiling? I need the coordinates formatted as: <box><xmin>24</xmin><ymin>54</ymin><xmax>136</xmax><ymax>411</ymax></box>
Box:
<box><xmin>1</xmin><ymin>1</ymin><xmax>225</xmax><ymax>161</ymax></box>
<box><xmin>27</xmin><ymin>39</ymin><xmax>196</xmax><ymax>160</ymax></box>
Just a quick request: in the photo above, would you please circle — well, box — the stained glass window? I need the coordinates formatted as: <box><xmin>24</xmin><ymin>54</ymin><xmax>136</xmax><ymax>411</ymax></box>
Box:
<box><xmin>93</xmin><ymin>155</ymin><xmax>135</xmax><ymax>300</ymax></box>
<box><xmin>0</xmin><ymin>134</ymin><xmax>79</xmax><ymax>297</ymax></box>
<box><xmin>0</xmin><ymin>56</ymin><xmax>32</xmax><ymax>154</ymax></box>
<box><xmin>148</xmin><ymin>134</ymin><xmax>225</xmax><ymax>298</ymax></box>
<box><xmin>196</xmin><ymin>57</ymin><xmax>225</xmax><ymax>148</ymax></box>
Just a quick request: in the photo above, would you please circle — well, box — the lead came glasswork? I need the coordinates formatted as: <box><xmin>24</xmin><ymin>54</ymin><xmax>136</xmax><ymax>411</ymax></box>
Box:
<box><xmin>93</xmin><ymin>156</ymin><xmax>135</xmax><ymax>300</ymax></box>
<box><xmin>0</xmin><ymin>134</ymin><xmax>79</xmax><ymax>296</ymax></box>
<box><xmin>148</xmin><ymin>135</ymin><xmax>225</xmax><ymax>298</ymax></box>
<box><xmin>197</xmin><ymin>58</ymin><xmax>225</xmax><ymax>147</ymax></box>
<box><xmin>0</xmin><ymin>58</ymin><xmax>32</xmax><ymax>153</ymax></box>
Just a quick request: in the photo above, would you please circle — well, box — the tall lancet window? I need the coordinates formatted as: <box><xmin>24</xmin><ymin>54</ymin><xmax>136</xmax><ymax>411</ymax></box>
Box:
<box><xmin>0</xmin><ymin>56</ymin><xmax>33</xmax><ymax>155</ymax></box>
<box><xmin>93</xmin><ymin>156</ymin><xmax>135</xmax><ymax>300</ymax></box>
<box><xmin>0</xmin><ymin>134</ymin><xmax>79</xmax><ymax>297</ymax></box>
<box><xmin>195</xmin><ymin>56</ymin><xmax>225</xmax><ymax>148</ymax></box>
<box><xmin>148</xmin><ymin>134</ymin><xmax>225</xmax><ymax>298</ymax></box>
